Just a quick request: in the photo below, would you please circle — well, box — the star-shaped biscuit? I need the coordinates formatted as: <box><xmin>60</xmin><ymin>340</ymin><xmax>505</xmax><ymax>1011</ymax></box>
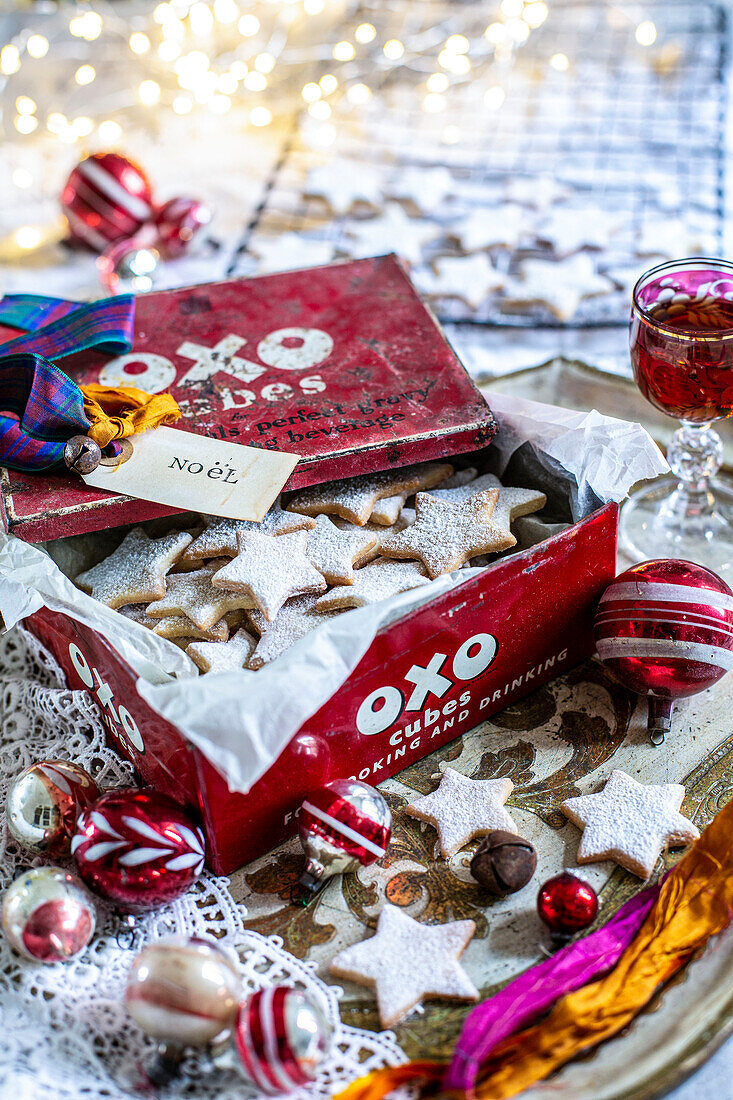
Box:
<box><xmin>560</xmin><ymin>770</ymin><xmax>700</xmax><ymax>879</ymax></box>
<box><xmin>145</xmin><ymin>561</ymin><xmax>255</xmax><ymax>631</ymax></box>
<box><xmin>305</xmin><ymin>161</ymin><xmax>383</xmax><ymax>214</ymax></box>
<box><xmin>422</xmin><ymin>253</ymin><xmax>506</xmax><ymax>310</ymax></box>
<box><xmin>343</xmin><ymin>203</ymin><xmax>441</xmax><ymax>265</ymax></box>
<box><xmin>389</xmin><ymin>166</ymin><xmax>456</xmax><ymax>212</ymax></box>
<box><xmin>431</xmin><ymin>473</ymin><xmax>546</xmax><ymax>531</ymax></box>
<box><xmin>286</xmin><ymin>462</ymin><xmax>453</xmax><ymax>526</ymax></box>
<box><xmin>380</xmin><ymin>491</ymin><xmax>515</xmax><ymax>578</ymax></box>
<box><xmin>181</xmin><ymin>504</ymin><xmax>315</xmax><ymax>563</ymax></box>
<box><xmin>370</xmin><ymin>492</ymin><xmax>408</xmax><ymax>526</ymax></box>
<box><xmin>330</xmin><ymin>903</ymin><xmax>478</xmax><ymax>1028</ymax></box>
<box><xmin>406</xmin><ymin>767</ymin><xmax>518</xmax><ymax>858</ymax></box>
<box><xmin>305</xmin><ymin>514</ymin><xmax>377</xmax><ymax>585</ymax></box>
<box><xmin>76</xmin><ymin>528</ymin><xmax>193</xmax><ymax>609</ymax></box>
<box><xmin>212</xmin><ymin>529</ymin><xmax>327</xmax><ymax>621</ymax></box>
<box><xmin>247</xmin><ymin>594</ymin><xmax>341</xmax><ymax>668</ymax></box>
<box><xmin>251</xmin><ymin>232</ymin><xmax>335</xmax><ymax>274</ymax></box>
<box><xmin>506</xmin><ymin>253</ymin><xmax>613</xmax><ymax>321</ymax></box>
<box><xmin>316</xmin><ymin>559</ymin><xmax>431</xmax><ymax>611</ymax></box>
<box><xmin>119</xmin><ymin>603</ymin><xmax>229</xmax><ymax>642</ymax></box>
<box><xmin>452</xmin><ymin>204</ymin><xmax>527</xmax><ymax>252</ymax></box>
<box><xmin>186</xmin><ymin>628</ymin><xmax>258</xmax><ymax>674</ymax></box>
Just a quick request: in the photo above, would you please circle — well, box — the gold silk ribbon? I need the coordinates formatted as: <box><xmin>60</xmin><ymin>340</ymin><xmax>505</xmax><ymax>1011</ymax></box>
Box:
<box><xmin>79</xmin><ymin>383</ymin><xmax>180</xmax><ymax>449</ymax></box>
<box><xmin>334</xmin><ymin>794</ymin><xmax>733</xmax><ymax>1100</ymax></box>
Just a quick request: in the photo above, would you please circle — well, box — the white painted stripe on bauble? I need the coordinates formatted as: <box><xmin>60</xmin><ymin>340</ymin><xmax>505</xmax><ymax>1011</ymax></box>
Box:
<box><xmin>301</xmin><ymin>801</ymin><xmax>385</xmax><ymax>857</ymax></box>
<box><xmin>261</xmin><ymin>987</ymin><xmax>295</xmax><ymax>1092</ymax></box>
<box><xmin>600</xmin><ymin>581</ymin><xmax>733</xmax><ymax>613</ymax></box>
<box><xmin>595</xmin><ymin>612</ymin><xmax>733</xmax><ymax>638</ymax></box>
<box><xmin>78</xmin><ymin>157</ymin><xmax>152</xmax><ymax>220</ymax></box>
<box><xmin>597</xmin><ymin>636</ymin><xmax>733</xmax><ymax>670</ymax></box>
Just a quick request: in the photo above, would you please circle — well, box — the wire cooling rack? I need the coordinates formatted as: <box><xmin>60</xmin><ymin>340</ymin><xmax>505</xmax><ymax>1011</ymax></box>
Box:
<box><xmin>228</xmin><ymin>0</ymin><xmax>729</xmax><ymax>328</ymax></box>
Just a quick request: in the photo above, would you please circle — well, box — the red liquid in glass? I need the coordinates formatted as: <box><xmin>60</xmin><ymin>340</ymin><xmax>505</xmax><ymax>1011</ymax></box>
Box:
<box><xmin>631</xmin><ymin>295</ymin><xmax>733</xmax><ymax>423</ymax></box>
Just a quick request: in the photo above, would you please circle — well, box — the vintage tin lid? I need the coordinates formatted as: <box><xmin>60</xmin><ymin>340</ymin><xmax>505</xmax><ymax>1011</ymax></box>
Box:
<box><xmin>0</xmin><ymin>254</ymin><xmax>496</xmax><ymax>542</ymax></box>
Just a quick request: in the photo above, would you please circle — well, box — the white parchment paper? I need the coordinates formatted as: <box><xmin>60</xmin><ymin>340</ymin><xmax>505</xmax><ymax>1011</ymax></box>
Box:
<box><xmin>0</xmin><ymin>394</ymin><xmax>667</xmax><ymax>794</ymax></box>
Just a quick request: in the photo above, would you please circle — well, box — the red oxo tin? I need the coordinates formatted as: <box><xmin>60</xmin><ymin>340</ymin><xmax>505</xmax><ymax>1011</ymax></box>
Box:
<box><xmin>0</xmin><ymin>255</ymin><xmax>496</xmax><ymax>542</ymax></box>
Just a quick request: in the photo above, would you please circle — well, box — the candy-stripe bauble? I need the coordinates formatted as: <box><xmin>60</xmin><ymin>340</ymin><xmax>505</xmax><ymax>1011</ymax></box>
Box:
<box><xmin>6</xmin><ymin>760</ymin><xmax>99</xmax><ymax>856</ymax></box>
<box><xmin>297</xmin><ymin>779</ymin><xmax>391</xmax><ymax>897</ymax></box>
<box><xmin>211</xmin><ymin>987</ymin><xmax>333</xmax><ymax>1094</ymax></box>
<box><xmin>154</xmin><ymin>197</ymin><xmax>211</xmax><ymax>258</ymax></box>
<box><xmin>537</xmin><ymin>871</ymin><xmax>598</xmax><ymax>941</ymax></box>
<box><xmin>61</xmin><ymin>153</ymin><xmax>154</xmax><ymax>251</ymax></box>
<box><xmin>2</xmin><ymin>866</ymin><xmax>96</xmax><ymax>963</ymax></box>
<box><xmin>594</xmin><ymin>559</ymin><xmax>733</xmax><ymax>744</ymax></box>
<box><xmin>126</xmin><ymin>936</ymin><xmax>242</xmax><ymax>1045</ymax></box>
<box><xmin>71</xmin><ymin>788</ymin><xmax>205</xmax><ymax>911</ymax></box>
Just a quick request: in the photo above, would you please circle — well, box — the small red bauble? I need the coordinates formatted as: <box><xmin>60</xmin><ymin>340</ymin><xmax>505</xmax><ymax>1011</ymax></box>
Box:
<box><xmin>297</xmin><ymin>779</ymin><xmax>391</xmax><ymax>897</ymax></box>
<box><xmin>71</xmin><ymin>788</ymin><xmax>205</xmax><ymax>912</ymax></box>
<box><xmin>594</xmin><ymin>559</ymin><xmax>733</xmax><ymax>744</ymax></box>
<box><xmin>61</xmin><ymin>152</ymin><xmax>154</xmax><ymax>252</ymax></box>
<box><xmin>2</xmin><ymin>866</ymin><xmax>96</xmax><ymax>963</ymax></box>
<box><xmin>154</xmin><ymin>196</ymin><xmax>211</xmax><ymax>258</ymax></box>
<box><xmin>537</xmin><ymin>871</ymin><xmax>598</xmax><ymax>938</ymax></box>
<box><xmin>211</xmin><ymin>988</ymin><xmax>333</xmax><ymax>1094</ymax></box>
<box><xmin>5</xmin><ymin>760</ymin><xmax>100</xmax><ymax>857</ymax></box>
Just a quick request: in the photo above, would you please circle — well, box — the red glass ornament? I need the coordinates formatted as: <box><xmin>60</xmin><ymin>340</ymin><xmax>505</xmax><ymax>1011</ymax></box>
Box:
<box><xmin>537</xmin><ymin>871</ymin><xmax>598</xmax><ymax>938</ymax></box>
<box><xmin>5</xmin><ymin>760</ymin><xmax>100</xmax><ymax>857</ymax></box>
<box><xmin>71</xmin><ymin>788</ymin><xmax>205</xmax><ymax>912</ymax></box>
<box><xmin>61</xmin><ymin>152</ymin><xmax>154</xmax><ymax>252</ymax></box>
<box><xmin>212</xmin><ymin>988</ymin><xmax>332</xmax><ymax>1094</ymax></box>
<box><xmin>2</xmin><ymin>866</ymin><xmax>96</xmax><ymax>963</ymax></box>
<box><xmin>594</xmin><ymin>559</ymin><xmax>733</xmax><ymax>744</ymax></box>
<box><xmin>297</xmin><ymin>779</ymin><xmax>391</xmax><ymax>897</ymax></box>
<box><xmin>154</xmin><ymin>196</ymin><xmax>211</xmax><ymax>258</ymax></box>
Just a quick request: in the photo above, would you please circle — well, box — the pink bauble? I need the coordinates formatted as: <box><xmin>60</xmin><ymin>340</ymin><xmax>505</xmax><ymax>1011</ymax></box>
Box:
<box><xmin>6</xmin><ymin>760</ymin><xmax>100</xmax><ymax>857</ymax></box>
<box><xmin>2</xmin><ymin>867</ymin><xmax>96</xmax><ymax>963</ymax></box>
<box><xmin>212</xmin><ymin>987</ymin><xmax>332</xmax><ymax>1094</ymax></box>
<box><xmin>594</xmin><ymin>559</ymin><xmax>733</xmax><ymax>742</ymax></box>
<box><xmin>61</xmin><ymin>152</ymin><xmax>154</xmax><ymax>252</ymax></box>
<box><xmin>154</xmin><ymin>196</ymin><xmax>211</xmax><ymax>258</ymax></box>
<box><xmin>71</xmin><ymin>789</ymin><xmax>205</xmax><ymax>912</ymax></box>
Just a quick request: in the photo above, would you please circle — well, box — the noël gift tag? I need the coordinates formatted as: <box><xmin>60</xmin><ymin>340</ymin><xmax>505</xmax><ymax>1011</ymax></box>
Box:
<box><xmin>80</xmin><ymin>426</ymin><xmax>299</xmax><ymax>521</ymax></box>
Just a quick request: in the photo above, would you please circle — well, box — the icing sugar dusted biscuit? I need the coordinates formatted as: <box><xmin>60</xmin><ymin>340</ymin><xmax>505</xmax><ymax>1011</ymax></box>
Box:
<box><xmin>212</xmin><ymin>529</ymin><xmax>327</xmax><ymax>621</ymax></box>
<box><xmin>76</xmin><ymin>528</ymin><xmax>193</xmax><ymax>609</ymax></box>
<box><xmin>247</xmin><ymin>594</ymin><xmax>341</xmax><ymax>668</ymax></box>
<box><xmin>120</xmin><ymin>603</ymin><xmax>229</xmax><ymax>642</ymax></box>
<box><xmin>145</xmin><ymin>560</ymin><xmax>255</xmax><ymax>631</ymax></box>
<box><xmin>182</xmin><ymin>504</ymin><xmax>314</xmax><ymax>563</ymax></box>
<box><xmin>380</xmin><ymin>490</ymin><xmax>515</xmax><ymax>578</ymax></box>
<box><xmin>304</xmin><ymin>514</ymin><xmax>377</xmax><ymax>585</ymax></box>
<box><xmin>431</xmin><ymin>473</ymin><xmax>546</xmax><ymax>530</ymax></box>
<box><xmin>560</xmin><ymin>769</ymin><xmax>700</xmax><ymax>879</ymax></box>
<box><xmin>330</xmin><ymin>903</ymin><xmax>478</xmax><ymax>1028</ymax></box>
<box><xmin>406</xmin><ymin>767</ymin><xmax>518</xmax><ymax>858</ymax></box>
<box><xmin>316</xmin><ymin>559</ymin><xmax>430</xmax><ymax>611</ymax></box>
<box><xmin>286</xmin><ymin>461</ymin><xmax>453</xmax><ymax>526</ymax></box>
<box><xmin>187</xmin><ymin>628</ymin><xmax>258</xmax><ymax>674</ymax></box>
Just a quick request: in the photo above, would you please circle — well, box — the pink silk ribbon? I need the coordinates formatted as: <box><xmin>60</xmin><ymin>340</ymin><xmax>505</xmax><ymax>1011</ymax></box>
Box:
<box><xmin>444</xmin><ymin>884</ymin><xmax>660</xmax><ymax>1094</ymax></box>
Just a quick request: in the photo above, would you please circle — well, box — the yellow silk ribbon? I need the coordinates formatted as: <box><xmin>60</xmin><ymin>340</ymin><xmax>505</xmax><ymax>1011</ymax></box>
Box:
<box><xmin>79</xmin><ymin>383</ymin><xmax>180</xmax><ymax>449</ymax></box>
<box><xmin>334</xmin><ymin>795</ymin><xmax>733</xmax><ymax>1100</ymax></box>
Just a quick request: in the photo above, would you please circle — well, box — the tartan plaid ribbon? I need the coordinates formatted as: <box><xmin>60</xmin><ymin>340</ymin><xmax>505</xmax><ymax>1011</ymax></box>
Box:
<box><xmin>0</xmin><ymin>293</ymin><xmax>135</xmax><ymax>471</ymax></box>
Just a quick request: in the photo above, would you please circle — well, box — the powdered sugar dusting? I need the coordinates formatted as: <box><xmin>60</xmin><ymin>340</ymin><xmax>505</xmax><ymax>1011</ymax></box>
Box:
<box><xmin>144</xmin><ymin>559</ymin><xmax>254</xmax><ymax>630</ymax></box>
<box><xmin>329</xmin><ymin>903</ymin><xmax>478</xmax><ymax>1028</ymax></box>
<box><xmin>247</xmin><ymin>594</ymin><xmax>341</xmax><ymax>667</ymax></box>
<box><xmin>316</xmin><ymin>558</ymin><xmax>430</xmax><ymax>611</ymax></box>
<box><xmin>119</xmin><ymin>603</ymin><xmax>228</xmax><ymax>641</ymax></box>
<box><xmin>182</xmin><ymin>503</ymin><xmax>315</xmax><ymax>561</ymax></box>
<box><xmin>286</xmin><ymin>461</ymin><xmax>454</xmax><ymax>525</ymax></box>
<box><xmin>561</xmin><ymin>769</ymin><xmax>700</xmax><ymax>879</ymax></box>
<box><xmin>212</xmin><ymin>529</ymin><xmax>327</xmax><ymax>620</ymax></box>
<box><xmin>186</xmin><ymin>629</ymin><xmax>258</xmax><ymax>674</ymax></box>
<box><xmin>406</xmin><ymin>767</ymin><xmax>518</xmax><ymax>858</ymax></box>
<box><xmin>431</xmin><ymin>473</ymin><xmax>546</xmax><ymax>530</ymax></box>
<box><xmin>76</xmin><ymin>528</ymin><xmax>193</xmax><ymax>608</ymax></box>
<box><xmin>380</xmin><ymin>491</ymin><xmax>516</xmax><ymax>578</ymax></box>
<box><xmin>305</xmin><ymin>514</ymin><xmax>377</xmax><ymax>584</ymax></box>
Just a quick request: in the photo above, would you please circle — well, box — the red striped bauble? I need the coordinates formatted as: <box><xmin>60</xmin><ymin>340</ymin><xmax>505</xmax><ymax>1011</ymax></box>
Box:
<box><xmin>61</xmin><ymin>152</ymin><xmax>154</xmax><ymax>252</ymax></box>
<box><xmin>594</xmin><ymin>559</ymin><xmax>733</xmax><ymax>741</ymax></box>
<box><xmin>298</xmin><ymin>779</ymin><xmax>391</xmax><ymax>896</ymax></box>
<box><xmin>228</xmin><ymin>987</ymin><xmax>332</xmax><ymax>1094</ymax></box>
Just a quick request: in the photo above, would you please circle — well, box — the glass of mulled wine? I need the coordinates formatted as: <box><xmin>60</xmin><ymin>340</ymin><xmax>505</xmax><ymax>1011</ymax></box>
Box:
<box><xmin>621</xmin><ymin>258</ymin><xmax>733</xmax><ymax>574</ymax></box>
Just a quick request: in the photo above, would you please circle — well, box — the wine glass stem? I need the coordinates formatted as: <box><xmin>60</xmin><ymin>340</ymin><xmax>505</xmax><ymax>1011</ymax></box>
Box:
<box><xmin>667</xmin><ymin>421</ymin><xmax>723</xmax><ymax>497</ymax></box>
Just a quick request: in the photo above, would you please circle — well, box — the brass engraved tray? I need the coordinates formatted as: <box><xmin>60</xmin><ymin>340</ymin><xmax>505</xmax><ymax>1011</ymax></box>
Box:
<box><xmin>231</xmin><ymin>658</ymin><xmax>733</xmax><ymax>1097</ymax></box>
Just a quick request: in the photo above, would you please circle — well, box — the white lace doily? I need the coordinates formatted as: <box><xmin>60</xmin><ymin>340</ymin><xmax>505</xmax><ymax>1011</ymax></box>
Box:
<box><xmin>0</xmin><ymin>627</ymin><xmax>407</xmax><ymax>1099</ymax></box>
